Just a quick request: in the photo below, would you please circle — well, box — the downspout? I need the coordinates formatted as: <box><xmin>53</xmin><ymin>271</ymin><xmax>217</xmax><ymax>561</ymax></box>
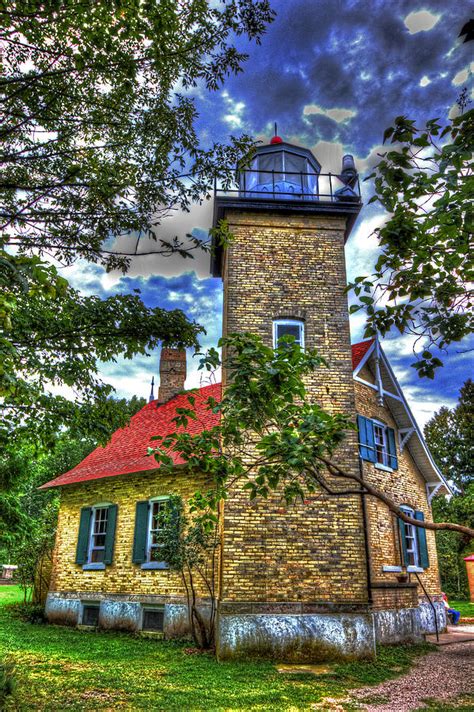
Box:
<box><xmin>359</xmin><ymin>458</ymin><xmax>373</xmax><ymax>607</ymax></box>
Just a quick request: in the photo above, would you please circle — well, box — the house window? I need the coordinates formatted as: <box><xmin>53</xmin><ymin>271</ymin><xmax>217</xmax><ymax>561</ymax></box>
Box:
<box><xmin>132</xmin><ymin>497</ymin><xmax>172</xmax><ymax>568</ymax></box>
<box><xmin>373</xmin><ymin>422</ymin><xmax>390</xmax><ymax>467</ymax></box>
<box><xmin>400</xmin><ymin>507</ymin><xmax>419</xmax><ymax>567</ymax></box>
<box><xmin>357</xmin><ymin>415</ymin><xmax>398</xmax><ymax>470</ymax></box>
<box><xmin>75</xmin><ymin>504</ymin><xmax>118</xmax><ymax>567</ymax></box>
<box><xmin>88</xmin><ymin>507</ymin><xmax>108</xmax><ymax>563</ymax></box>
<box><xmin>148</xmin><ymin>499</ymin><xmax>169</xmax><ymax>562</ymax></box>
<box><xmin>398</xmin><ymin>507</ymin><xmax>430</xmax><ymax>570</ymax></box>
<box><xmin>273</xmin><ymin>319</ymin><xmax>304</xmax><ymax>349</ymax></box>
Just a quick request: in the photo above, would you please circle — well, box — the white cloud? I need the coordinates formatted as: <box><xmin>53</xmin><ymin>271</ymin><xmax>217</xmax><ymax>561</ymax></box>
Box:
<box><xmin>303</xmin><ymin>104</ymin><xmax>357</xmax><ymax>124</ymax></box>
<box><xmin>221</xmin><ymin>90</ymin><xmax>246</xmax><ymax>129</ymax></box>
<box><xmin>452</xmin><ymin>64</ymin><xmax>473</xmax><ymax>86</ymax></box>
<box><xmin>404</xmin><ymin>10</ymin><xmax>441</xmax><ymax>34</ymax></box>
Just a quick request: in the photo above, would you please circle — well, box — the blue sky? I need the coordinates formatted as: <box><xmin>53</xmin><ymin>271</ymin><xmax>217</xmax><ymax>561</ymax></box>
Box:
<box><xmin>63</xmin><ymin>2</ymin><xmax>473</xmax><ymax>430</ymax></box>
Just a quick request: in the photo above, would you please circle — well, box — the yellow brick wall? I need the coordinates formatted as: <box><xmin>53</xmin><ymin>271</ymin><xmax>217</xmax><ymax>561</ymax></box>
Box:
<box><xmin>219</xmin><ymin>210</ymin><xmax>368</xmax><ymax>604</ymax></box>
<box><xmin>354</xmin><ymin>380</ymin><xmax>442</xmax><ymax>596</ymax></box>
<box><xmin>50</xmin><ymin>469</ymin><xmax>211</xmax><ymax>599</ymax></box>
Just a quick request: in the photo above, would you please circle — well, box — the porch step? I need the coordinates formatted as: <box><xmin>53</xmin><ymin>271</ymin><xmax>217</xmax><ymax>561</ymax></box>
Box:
<box><xmin>426</xmin><ymin>624</ymin><xmax>474</xmax><ymax>645</ymax></box>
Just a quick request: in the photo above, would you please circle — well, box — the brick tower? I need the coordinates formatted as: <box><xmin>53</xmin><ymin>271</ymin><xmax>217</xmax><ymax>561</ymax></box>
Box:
<box><xmin>212</xmin><ymin>137</ymin><xmax>373</xmax><ymax>659</ymax></box>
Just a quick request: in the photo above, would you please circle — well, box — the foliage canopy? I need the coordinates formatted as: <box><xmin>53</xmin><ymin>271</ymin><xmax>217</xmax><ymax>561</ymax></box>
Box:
<box><xmin>349</xmin><ymin>108</ymin><xmax>473</xmax><ymax>378</ymax></box>
<box><xmin>0</xmin><ymin>1</ymin><xmax>274</xmax><ymax>442</ymax></box>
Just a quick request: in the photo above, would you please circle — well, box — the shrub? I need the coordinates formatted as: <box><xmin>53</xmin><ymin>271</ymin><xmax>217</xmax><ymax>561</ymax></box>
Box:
<box><xmin>8</xmin><ymin>602</ymin><xmax>46</xmax><ymax>624</ymax></box>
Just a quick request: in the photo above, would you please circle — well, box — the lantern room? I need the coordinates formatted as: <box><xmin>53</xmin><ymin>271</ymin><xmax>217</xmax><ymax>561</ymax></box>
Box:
<box><xmin>238</xmin><ymin>136</ymin><xmax>321</xmax><ymax>199</ymax></box>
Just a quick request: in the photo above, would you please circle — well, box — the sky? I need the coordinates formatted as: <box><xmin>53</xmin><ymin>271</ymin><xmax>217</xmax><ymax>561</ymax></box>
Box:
<box><xmin>63</xmin><ymin>1</ymin><xmax>473</xmax><ymax>431</ymax></box>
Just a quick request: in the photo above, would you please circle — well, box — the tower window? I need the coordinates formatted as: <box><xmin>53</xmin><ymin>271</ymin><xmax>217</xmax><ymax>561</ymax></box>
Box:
<box><xmin>273</xmin><ymin>319</ymin><xmax>304</xmax><ymax>349</ymax></box>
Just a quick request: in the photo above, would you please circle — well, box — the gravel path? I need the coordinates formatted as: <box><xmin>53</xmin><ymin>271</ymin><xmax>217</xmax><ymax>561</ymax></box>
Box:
<box><xmin>351</xmin><ymin>641</ymin><xmax>474</xmax><ymax>711</ymax></box>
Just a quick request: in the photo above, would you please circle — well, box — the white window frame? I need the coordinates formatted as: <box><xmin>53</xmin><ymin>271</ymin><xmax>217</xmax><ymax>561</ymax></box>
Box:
<box><xmin>273</xmin><ymin>319</ymin><xmax>305</xmax><ymax>350</ymax></box>
<box><xmin>87</xmin><ymin>505</ymin><xmax>109</xmax><ymax>565</ymax></box>
<box><xmin>400</xmin><ymin>505</ymin><xmax>419</xmax><ymax>568</ymax></box>
<box><xmin>146</xmin><ymin>496</ymin><xmax>170</xmax><ymax>564</ymax></box>
<box><xmin>372</xmin><ymin>419</ymin><xmax>391</xmax><ymax>469</ymax></box>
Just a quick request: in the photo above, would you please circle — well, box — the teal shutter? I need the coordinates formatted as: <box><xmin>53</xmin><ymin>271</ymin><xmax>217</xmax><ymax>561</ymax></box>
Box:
<box><xmin>414</xmin><ymin>510</ymin><xmax>429</xmax><ymax>569</ymax></box>
<box><xmin>103</xmin><ymin>504</ymin><xmax>118</xmax><ymax>565</ymax></box>
<box><xmin>398</xmin><ymin>517</ymin><xmax>408</xmax><ymax>566</ymax></box>
<box><xmin>357</xmin><ymin>415</ymin><xmax>376</xmax><ymax>462</ymax></box>
<box><xmin>387</xmin><ymin>427</ymin><xmax>398</xmax><ymax>470</ymax></box>
<box><xmin>132</xmin><ymin>501</ymin><xmax>149</xmax><ymax>564</ymax></box>
<box><xmin>75</xmin><ymin>507</ymin><xmax>92</xmax><ymax>565</ymax></box>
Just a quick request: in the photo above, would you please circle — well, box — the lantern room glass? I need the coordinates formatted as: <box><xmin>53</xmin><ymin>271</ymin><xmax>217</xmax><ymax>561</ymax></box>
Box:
<box><xmin>240</xmin><ymin>149</ymin><xmax>318</xmax><ymax>198</ymax></box>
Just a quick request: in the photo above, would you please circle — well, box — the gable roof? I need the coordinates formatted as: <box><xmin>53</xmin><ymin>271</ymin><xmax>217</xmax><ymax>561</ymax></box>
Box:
<box><xmin>353</xmin><ymin>339</ymin><xmax>450</xmax><ymax>495</ymax></box>
<box><xmin>41</xmin><ymin>341</ymin><xmax>447</xmax><ymax>493</ymax></box>
<box><xmin>351</xmin><ymin>339</ymin><xmax>375</xmax><ymax>370</ymax></box>
<box><xmin>41</xmin><ymin>383</ymin><xmax>221</xmax><ymax>489</ymax></box>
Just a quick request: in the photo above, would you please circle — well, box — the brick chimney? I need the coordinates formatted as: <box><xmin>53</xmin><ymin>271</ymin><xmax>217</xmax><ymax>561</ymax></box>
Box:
<box><xmin>157</xmin><ymin>347</ymin><xmax>187</xmax><ymax>403</ymax></box>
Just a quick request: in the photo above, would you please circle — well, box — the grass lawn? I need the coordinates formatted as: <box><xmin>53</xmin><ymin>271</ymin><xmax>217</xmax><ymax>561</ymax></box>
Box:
<box><xmin>450</xmin><ymin>600</ymin><xmax>474</xmax><ymax>619</ymax></box>
<box><xmin>0</xmin><ymin>585</ymin><xmax>436</xmax><ymax>711</ymax></box>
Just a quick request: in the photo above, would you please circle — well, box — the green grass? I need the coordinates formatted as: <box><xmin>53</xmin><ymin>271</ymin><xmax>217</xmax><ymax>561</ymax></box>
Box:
<box><xmin>0</xmin><ymin>585</ymin><xmax>435</xmax><ymax>711</ymax></box>
<box><xmin>450</xmin><ymin>600</ymin><xmax>474</xmax><ymax>619</ymax></box>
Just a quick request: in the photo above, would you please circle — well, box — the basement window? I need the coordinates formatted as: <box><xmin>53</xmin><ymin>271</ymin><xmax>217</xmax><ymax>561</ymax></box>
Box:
<box><xmin>142</xmin><ymin>607</ymin><xmax>165</xmax><ymax>632</ymax></box>
<box><xmin>82</xmin><ymin>604</ymin><xmax>100</xmax><ymax>627</ymax></box>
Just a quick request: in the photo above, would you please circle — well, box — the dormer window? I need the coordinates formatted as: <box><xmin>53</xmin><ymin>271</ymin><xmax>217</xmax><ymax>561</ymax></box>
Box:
<box><xmin>273</xmin><ymin>319</ymin><xmax>304</xmax><ymax>349</ymax></box>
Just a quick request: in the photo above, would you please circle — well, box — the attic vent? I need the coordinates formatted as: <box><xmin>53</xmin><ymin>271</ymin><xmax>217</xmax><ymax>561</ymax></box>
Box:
<box><xmin>142</xmin><ymin>608</ymin><xmax>164</xmax><ymax>632</ymax></box>
<box><xmin>82</xmin><ymin>604</ymin><xmax>99</xmax><ymax>627</ymax></box>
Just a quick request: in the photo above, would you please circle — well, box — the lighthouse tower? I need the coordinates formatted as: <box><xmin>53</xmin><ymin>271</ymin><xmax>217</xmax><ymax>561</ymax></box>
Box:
<box><xmin>211</xmin><ymin>136</ymin><xmax>373</xmax><ymax>659</ymax></box>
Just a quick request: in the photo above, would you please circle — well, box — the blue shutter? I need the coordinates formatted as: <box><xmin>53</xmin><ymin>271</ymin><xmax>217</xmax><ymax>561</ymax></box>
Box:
<box><xmin>398</xmin><ymin>517</ymin><xmax>408</xmax><ymax>566</ymax></box>
<box><xmin>75</xmin><ymin>507</ymin><xmax>92</xmax><ymax>565</ymax></box>
<box><xmin>357</xmin><ymin>415</ymin><xmax>376</xmax><ymax>462</ymax></box>
<box><xmin>387</xmin><ymin>427</ymin><xmax>398</xmax><ymax>470</ymax></box>
<box><xmin>132</xmin><ymin>501</ymin><xmax>149</xmax><ymax>564</ymax></box>
<box><xmin>103</xmin><ymin>504</ymin><xmax>118</xmax><ymax>565</ymax></box>
<box><xmin>414</xmin><ymin>510</ymin><xmax>430</xmax><ymax>569</ymax></box>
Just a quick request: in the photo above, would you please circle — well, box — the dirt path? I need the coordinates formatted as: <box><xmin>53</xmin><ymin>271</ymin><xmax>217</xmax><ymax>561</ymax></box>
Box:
<box><xmin>350</xmin><ymin>641</ymin><xmax>474</xmax><ymax>711</ymax></box>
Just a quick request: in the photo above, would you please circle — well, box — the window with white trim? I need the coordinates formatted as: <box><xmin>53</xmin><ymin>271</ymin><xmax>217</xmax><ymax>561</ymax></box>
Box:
<box><xmin>357</xmin><ymin>415</ymin><xmax>398</xmax><ymax>470</ymax></box>
<box><xmin>147</xmin><ymin>499</ymin><xmax>169</xmax><ymax>563</ymax></box>
<box><xmin>400</xmin><ymin>506</ymin><xmax>419</xmax><ymax>568</ymax></box>
<box><xmin>273</xmin><ymin>319</ymin><xmax>304</xmax><ymax>349</ymax></box>
<box><xmin>373</xmin><ymin>421</ymin><xmax>390</xmax><ymax>467</ymax></box>
<box><xmin>88</xmin><ymin>507</ymin><xmax>109</xmax><ymax>563</ymax></box>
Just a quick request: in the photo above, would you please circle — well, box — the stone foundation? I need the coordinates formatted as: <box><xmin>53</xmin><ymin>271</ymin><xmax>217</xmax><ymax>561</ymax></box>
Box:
<box><xmin>45</xmin><ymin>591</ymin><xmax>193</xmax><ymax>637</ymax></box>
<box><xmin>46</xmin><ymin>592</ymin><xmax>445</xmax><ymax>661</ymax></box>
<box><xmin>216</xmin><ymin>602</ymin><xmax>446</xmax><ymax>661</ymax></box>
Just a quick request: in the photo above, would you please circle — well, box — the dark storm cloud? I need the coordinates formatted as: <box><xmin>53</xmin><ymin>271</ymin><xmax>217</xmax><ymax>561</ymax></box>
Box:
<box><xmin>203</xmin><ymin>0</ymin><xmax>470</xmax><ymax>158</ymax></box>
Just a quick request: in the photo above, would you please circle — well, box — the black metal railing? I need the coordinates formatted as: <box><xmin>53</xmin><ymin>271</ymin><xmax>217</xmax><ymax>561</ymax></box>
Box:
<box><xmin>213</xmin><ymin>169</ymin><xmax>362</xmax><ymax>204</ymax></box>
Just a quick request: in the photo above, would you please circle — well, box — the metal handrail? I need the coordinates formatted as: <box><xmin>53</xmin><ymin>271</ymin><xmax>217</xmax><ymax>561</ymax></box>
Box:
<box><xmin>215</xmin><ymin>169</ymin><xmax>361</xmax><ymax>204</ymax></box>
<box><xmin>413</xmin><ymin>571</ymin><xmax>439</xmax><ymax>642</ymax></box>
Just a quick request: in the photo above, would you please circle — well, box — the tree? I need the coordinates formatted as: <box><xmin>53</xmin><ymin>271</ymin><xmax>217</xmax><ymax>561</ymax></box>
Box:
<box><xmin>431</xmin><ymin>486</ymin><xmax>474</xmax><ymax>599</ymax></box>
<box><xmin>425</xmin><ymin>381</ymin><xmax>474</xmax><ymax>597</ymax></box>
<box><xmin>150</xmin><ymin>333</ymin><xmax>474</xmax><ymax>549</ymax></box>
<box><xmin>348</xmin><ymin>106</ymin><xmax>473</xmax><ymax>378</ymax></box>
<box><xmin>424</xmin><ymin>379</ymin><xmax>473</xmax><ymax>494</ymax></box>
<box><xmin>157</xmin><ymin>495</ymin><xmax>220</xmax><ymax>649</ymax></box>
<box><xmin>0</xmin><ymin>1</ymin><xmax>274</xmax><ymax>442</ymax></box>
<box><xmin>2</xmin><ymin>279</ymin><xmax>201</xmax><ymax>446</ymax></box>
<box><xmin>0</xmin><ymin>395</ymin><xmax>146</xmax><ymax>579</ymax></box>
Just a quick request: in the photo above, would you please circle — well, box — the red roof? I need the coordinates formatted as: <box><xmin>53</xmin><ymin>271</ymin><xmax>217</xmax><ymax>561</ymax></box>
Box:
<box><xmin>42</xmin><ymin>342</ymin><xmax>373</xmax><ymax>489</ymax></box>
<box><xmin>351</xmin><ymin>339</ymin><xmax>374</xmax><ymax>370</ymax></box>
<box><xmin>41</xmin><ymin>383</ymin><xmax>221</xmax><ymax>489</ymax></box>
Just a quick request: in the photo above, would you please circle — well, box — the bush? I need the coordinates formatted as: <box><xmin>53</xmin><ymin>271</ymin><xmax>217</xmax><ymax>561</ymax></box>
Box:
<box><xmin>8</xmin><ymin>602</ymin><xmax>46</xmax><ymax>624</ymax></box>
<box><xmin>0</xmin><ymin>661</ymin><xmax>15</xmax><ymax>706</ymax></box>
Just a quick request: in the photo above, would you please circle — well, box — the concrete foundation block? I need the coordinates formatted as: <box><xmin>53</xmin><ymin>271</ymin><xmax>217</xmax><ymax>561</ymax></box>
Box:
<box><xmin>45</xmin><ymin>593</ymin><xmax>81</xmax><ymax>627</ymax></box>
<box><xmin>216</xmin><ymin>612</ymin><xmax>376</xmax><ymax>662</ymax></box>
<box><xmin>99</xmin><ymin>600</ymin><xmax>141</xmax><ymax>632</ymax></box>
